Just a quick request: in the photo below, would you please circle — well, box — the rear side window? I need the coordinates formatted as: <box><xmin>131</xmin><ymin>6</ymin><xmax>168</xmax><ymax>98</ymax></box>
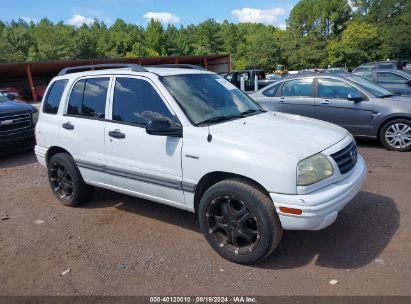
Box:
<box><xmin>43</xmin><ymin>79</ymin><xmax>68</xmax><ymax>114</ymax></box>
<box><xmin>67</xmin><ymin>77</ymin><xmax>109</xmax><ymax>119</ymax></box>
<box><xmin>281</xmin><ymin>79</ymin><xmax>313</xmax><ymax>97</ymax></box>
<box><xmin>112</xmin><ymin>78</ymin><xmax>175</xmax><ymax>125</ymax></box>
<box><xmin>356</xmin><ymin>72</ymin><xmax>374</xmax><ymax>81</ymax></box>
<box><xmin>379</xmin><ymin>63</ymin><xmax>394</xmax><ymax>69</ymax></box>
<box><xmin>262</xmin><ymin>82</ymin><xmax>281</xmax><ymax>97</ymax></box>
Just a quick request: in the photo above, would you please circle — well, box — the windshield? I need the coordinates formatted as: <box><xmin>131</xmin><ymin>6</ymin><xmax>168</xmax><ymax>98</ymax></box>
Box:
<box><xmin>346</xmin><ymin>74</ymin><xmax>395</xmax><ymax>97</ymax></box>
<box><xmin>161</xmin><ymin>74</ymin><xmax>263</xmax><ymax>125</ymax></box>
<box><xmin>0</xmin><ymin>93</ymin><xmax>8</xmax><ymax>102</ymax></box>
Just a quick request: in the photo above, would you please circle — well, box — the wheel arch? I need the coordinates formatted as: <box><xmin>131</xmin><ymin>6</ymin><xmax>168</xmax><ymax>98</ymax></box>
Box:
<box><xmin>46</xmin><ymin>146</ymin><xmax>73</xmax><ymax>165</ymax></box>
<box><xmin>377</xmin><ymin>115</ymin><xmax>411</xmax><ymax>140</ymax></box>
<box><xmin>193</xmin><ymin>171</ymin><xmax>271</xmax><ymax>213</ymax></box>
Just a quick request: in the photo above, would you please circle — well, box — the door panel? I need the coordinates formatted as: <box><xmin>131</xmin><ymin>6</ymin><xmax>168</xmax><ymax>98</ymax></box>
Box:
<box><xmin>59</xmin><ymin>76</ymin><xmax>111</xmax><ymax>184</ymax></box>
<box><xmin>105</xmin><ymin>76</ymin><xmax>185</xmax><ymax>206</ymax></box>
<box><xmin>314</xmin><ymin>78</ymin><xmax>374</xmax><ymax>136</ymax></box>
<box><xmin>270</xmin><ymin>78</ymin><xmax>315</xmax><ymax>118</ymax></box>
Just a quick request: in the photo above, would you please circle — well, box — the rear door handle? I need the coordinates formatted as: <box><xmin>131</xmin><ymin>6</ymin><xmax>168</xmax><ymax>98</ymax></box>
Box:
<box><xmin>62</xmin><ymin>122</ymin><xmax>74</xmax><ymax>130</ymax></box>
<box><xmin>319</xmin><ymin>100</ymin><xmax>332</xmax><ymax>105</ymax></box>
<box><xmin>109</xmin><ymin>129</ymin><xmax>125</xmax><ymax>139</ymax></box>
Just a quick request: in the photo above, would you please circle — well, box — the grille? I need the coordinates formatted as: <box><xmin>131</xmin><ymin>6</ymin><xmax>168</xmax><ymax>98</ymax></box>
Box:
<box><xmin>331</xmin><ymin>141</ymin><xmax>358</xmax><ymax>174</ymax></box>
<box><xmin>0</xmin><ymin>113</ymin><xmax>32</xmax><ymax>134</ymax></box>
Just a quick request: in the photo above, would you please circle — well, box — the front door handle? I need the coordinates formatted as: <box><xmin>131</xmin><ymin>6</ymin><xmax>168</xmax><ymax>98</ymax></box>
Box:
<box><xmin>109</xmin><ymin>129</ymin><xmax>125</xmax><ymax>139</ymax></box>
<box><xmin>280</xmin><ymin>97</ymin><xmax>286</xmax><ymax>102</ymax></box>
<box><xmin>62</xmin><ymin>122</ymin><xmax>74</xmax><ymax>130</ymax></box>
<box><xmin>319</xmin><ymin>100</ymin><xmax>332</xmax><ymax>105</ymax></box>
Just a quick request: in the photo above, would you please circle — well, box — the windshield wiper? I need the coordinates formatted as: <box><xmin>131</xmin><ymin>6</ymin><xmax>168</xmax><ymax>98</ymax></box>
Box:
<box><xmin>239</xmin><ymin>109</ymin><xmax>267</xmax><ymax>116</ymax></box>
<box><xmin>196</xmin><ymin>114</ymin><xmax>242</xmax><ymax>126</ymax></box>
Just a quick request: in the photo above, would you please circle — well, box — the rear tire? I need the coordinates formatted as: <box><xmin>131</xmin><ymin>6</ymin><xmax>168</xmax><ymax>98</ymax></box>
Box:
<box><xmin>47</xmin><ymin>153</ymin><xmax>93</xmax><ymax>207</ymax></box>
<box><xmin>198</xmin><ymin>178</ymin><xmax>283</xmax><ymax>264</ymax></box>
<box><xmin>379</xmin><ymin>119</ymin><xmax>411</xmax><ymax>152</ymax></box>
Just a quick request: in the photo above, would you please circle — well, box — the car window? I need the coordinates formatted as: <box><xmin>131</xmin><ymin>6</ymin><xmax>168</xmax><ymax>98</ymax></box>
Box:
<box><xmin>378</xmin><ymin>72</ymin><xmax>406</xmax><ymax>83</ymax></box>
<box><xmin>356</xmin><ymin>72</ymin><xmax>374</xmax><ymax>81</ymax></box>
<box><xmin>281</xmin><ymin>78</ymin><xmax>313</xmax><ymax>97</ymax></box>
<box><xmin>67</xmin><ymin>77</ymin><xmax>109</xmax><ymax>119</ymax></box>
<box><xmin>112</xmin><ymin>77</ymin><xmax>176</xmax><ymax>126</ymax></box>
<box><xmin>262</xmin><ymin>82</ymin><xmax>281</xmax><ymax>97</ymax></box>
<box><xmin>43</xmin><ymin>79</ymin><xmax>68</xmax><ymax>114</ymax></box>
<box><xmin>318</xmin><ymin>78</ymin><xmax>361</xmax><ymax>100</ymax></box>
<box><xmin>379</xmin><ymin>63</ymin><xmax>394</xmax><ymax>69</ymax></box>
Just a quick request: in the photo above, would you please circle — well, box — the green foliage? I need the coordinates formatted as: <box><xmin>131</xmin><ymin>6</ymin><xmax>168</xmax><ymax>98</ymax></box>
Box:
<box><xmin>0</xmin><ymin>0</ymin><xmax>409</xmax><ymax>70</ymax></box>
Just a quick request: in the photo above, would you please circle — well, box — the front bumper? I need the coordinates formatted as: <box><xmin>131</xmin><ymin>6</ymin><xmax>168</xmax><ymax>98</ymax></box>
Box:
<box><xmin>0</xmin><ymin>129</ymin><xmax>35</xmax><ymax>155</ymax></box>
<box><xmin>270</xmin><ymin>155</ymin><xmax>367</xmax><ymax>230</ymax></box>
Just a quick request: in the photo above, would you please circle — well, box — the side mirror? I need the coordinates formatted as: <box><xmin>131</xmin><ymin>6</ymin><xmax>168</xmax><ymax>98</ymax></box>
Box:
<box><xmin>347</xmin><ymin>92</ymin><xmax>363</xmax><ymax>102</ymax></box>
<box><xmin>6</xmin><ymin>93</ymin><xmax>16</xmax><ymax>100</ymax></box>
<box><xmin>146</xmin><ymin>117</ymin><xmax>182</xmax><ymax>137</ymax></box>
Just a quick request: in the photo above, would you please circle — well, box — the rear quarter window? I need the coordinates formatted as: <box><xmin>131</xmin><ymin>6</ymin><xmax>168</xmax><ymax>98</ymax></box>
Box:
<box><xmin>43</xmin><ymin>79</ymin><xmax>68</xmax><ymax>114</ymax></box>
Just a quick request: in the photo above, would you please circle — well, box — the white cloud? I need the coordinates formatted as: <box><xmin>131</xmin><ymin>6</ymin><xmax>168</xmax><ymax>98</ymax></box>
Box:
<box><xmin>232</xmin><ymin>7</ymin><xmax>286</xmax><ymax>25</ymax></box>
<box><xmin>20</xmin><ymin>16</ymin><xmax>37</xmax><ymax>23</ymax></box>
<box><xmin>66</xmin><ymin>14</ymin><xmax>94</xmax><ymax>27</ymax></box>
<box><xmin>143</xmin><ymin>11</ymin><xmax>180</xmax><ymax>23</ymax></box>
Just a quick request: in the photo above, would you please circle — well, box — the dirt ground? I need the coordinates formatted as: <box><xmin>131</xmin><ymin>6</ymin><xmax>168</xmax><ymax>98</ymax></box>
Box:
<box><xmin>0</xmin><ymin>141</ymin><xmax>410</xmax><ymax>296</ymax></box>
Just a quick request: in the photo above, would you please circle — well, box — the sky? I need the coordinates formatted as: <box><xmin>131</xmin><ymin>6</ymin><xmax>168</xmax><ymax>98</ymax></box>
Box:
<box><xmin>2</xmin><ymin>0</ymin><xmax>298</xmax><ymax>29</ymax></box>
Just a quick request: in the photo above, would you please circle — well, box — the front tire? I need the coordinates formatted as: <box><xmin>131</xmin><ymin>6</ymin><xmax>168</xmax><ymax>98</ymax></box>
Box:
<box><xmin>198</xmin><ymin>179</ymin><xmax>283</xmax><ymax>264</ymax></box>
<box><xmin>380</xmin><ymin>119</ymin><xmax>411</xmax><ymax>152</ymax></box>
<box><xmin>48</xmin><ymin>153</ymin><xmax>93</xmax><ymax>207</ymax></box>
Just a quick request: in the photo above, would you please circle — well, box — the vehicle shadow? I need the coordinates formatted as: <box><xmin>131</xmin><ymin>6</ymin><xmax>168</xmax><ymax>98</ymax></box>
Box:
<box><xmin>355</xmin><ymin>138</ymin><xmax>383</xmax><ymax>149</ymax></box>
<box><xmin>84</xmin><ymin>189</ymin><xmax>398</xmax><ymax>270</ymax></box>
<box><xmin>0</xmin><ymin>149</ymin><xmax>36</xmax><ymax>169</ymax></box>
<box><xmin>84</xmin><ymin>188</ymin><xmax>200</xmax><ymax>233</ymax></box>
<box><xmin>258</xmin><ymin>191</ymin><xmax>399</xmax><ymax>269</ymax></box>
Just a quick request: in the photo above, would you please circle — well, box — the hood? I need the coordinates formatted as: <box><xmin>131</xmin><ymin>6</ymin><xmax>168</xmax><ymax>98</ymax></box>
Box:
<box><xmin>209</xmin><ymin>112</ymin><xmax>348</xmax><ymax>160</ymax></box>
<box><xmin>0</xmin><ymin>100</ymin><xmax>35</xmax><ymax>117</ymax></box>
<box><xmin>386</xmin><ymin>95</ymin><xmax>411</xmax><ymax>103</ymax></box>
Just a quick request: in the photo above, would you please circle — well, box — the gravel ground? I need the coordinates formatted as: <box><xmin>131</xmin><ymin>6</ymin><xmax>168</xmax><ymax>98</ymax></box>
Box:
<box><xmin>0</xmin><ymin>141</ymin><xmax>410</xmax><ymax>296</ymax></box>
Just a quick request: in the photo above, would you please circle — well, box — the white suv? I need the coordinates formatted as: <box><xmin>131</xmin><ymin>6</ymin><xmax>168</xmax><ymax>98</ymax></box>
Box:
<box><xmin>35</xmin><ymin>64</ymin><xmax>367</xmax><ymax>264</ymax></box>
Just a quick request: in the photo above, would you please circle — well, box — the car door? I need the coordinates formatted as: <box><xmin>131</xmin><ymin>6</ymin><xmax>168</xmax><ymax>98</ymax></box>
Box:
<box><xmin>377</xmin><ymin>71</ymin><xmax>411</xmax><ymax>95</ymax></box>
<box><xmin>60</xmin><ymin>76</ymin><xmax>111</xmax><ymax>184</ymax></box>
<box><xmin>314</xmin><ymin>77</ymin><xmax>374</xmax><ymax>136</ymax></box>
<box><xmin>270</xmin><ymin>78</ymin><xmax>315</xmax><ymax>118</ymax></box>
<box><xmin>251</xmin><ymin>82</ymin><xmax>281</xmax><ymax>111</ymax></box>
<box><xmin>105</xmin><ymin>76</ymin><xmax>185</xmax><ymax>207</ymax></box>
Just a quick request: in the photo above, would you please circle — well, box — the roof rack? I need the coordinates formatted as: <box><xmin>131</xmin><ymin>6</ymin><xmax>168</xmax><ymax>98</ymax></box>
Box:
<box><xmin>145</xmin><ymin>64</ymin><xmax>205</xmax><ymax>70</ymax></box>
<box><xmin>58</xmin><ymin>63</ymin><xmax>147</xmax><ymax>76</ymax></box>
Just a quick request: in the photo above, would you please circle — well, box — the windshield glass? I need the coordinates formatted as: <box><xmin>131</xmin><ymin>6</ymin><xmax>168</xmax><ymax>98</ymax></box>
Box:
<box><xmin>346</xmin><ymin>74</ymin><xmax>395</xmax><ymax>97</ymax></box>
<box><xmin>0</xmin><ymin>93</ymin><xmax>8</xmax><ymax>102</ymax></box>
<box><xmin>161</xmin><ymin>74</ymin><xmax>263</xmax><ymax>125</ymax></box>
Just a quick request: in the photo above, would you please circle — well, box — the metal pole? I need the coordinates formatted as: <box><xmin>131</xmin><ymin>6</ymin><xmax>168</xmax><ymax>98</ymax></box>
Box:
<box><xmin>254</xmin><ymin>75</ymin><xmax>258</xmax><ymax>91</ymax></box>
<box><xmin>240</xmin><ymin>76</ymin><xmax>245</xmax><ymax>91</ymax></box>
<box><xmin>26</xmin><ymin>64</ymin><xmax>37</xmax><ymax>102</ymax></box>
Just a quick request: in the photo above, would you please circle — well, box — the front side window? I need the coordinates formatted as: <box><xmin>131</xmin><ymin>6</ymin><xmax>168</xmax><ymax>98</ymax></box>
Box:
<box><xmin>112</xmin><ymin>78</ymin><xmax>176</xmax><ymax>125</ymax></box>
<box><xmin>161</xmin><ymin>74</ymin><xmax>262</xmax><ymax>125</ymax></box>
<box><xmin>318</xmin><ymin>78</ymin><xmax>360</xmax><ymax>100</ymax></box>
<box><xmin>67</xmin><ymin>77</ymin><xmax>109</xmax><ymax>119</ymax></box>
<box><xmin>281</xmin><ymin>78</ymin><xmax>313</xmax><ymax>97</ymax></box>
<box><xmin>378</xmin><ymin>72</ymin><xmax>406</xmax><ymax>83</ymax></box>
<box><xmin>43</xmin><ymin>79</ymin><xmax>68</xmax><ymax>114</ymax></box>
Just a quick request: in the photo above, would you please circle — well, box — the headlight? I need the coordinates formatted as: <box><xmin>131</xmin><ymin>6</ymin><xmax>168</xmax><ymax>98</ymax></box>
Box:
<box><xmin>32</xmin><ymin>111</ymin><xmax>39</xmax><ymax>125</ymax></box>
<box><xmin>297</xmin><ymin>153</ymin><xmax>334</xmax><ymax>186</ymax></box>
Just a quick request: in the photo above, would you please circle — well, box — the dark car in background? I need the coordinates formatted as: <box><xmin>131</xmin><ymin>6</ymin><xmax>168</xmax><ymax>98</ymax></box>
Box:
<box><xmin>354</xmin><ymin>69</ymin><xmax>411</xmax><ymax>96</ymax></box>
<box><xmin>249</xmin><ymin>74</ymin><xmax>411</xmax><ymax>151</ymax></box>
<box><xmin>0</xmin><ymin>92</ymin><xmax>38</xmax><ymax>155</ymax></box>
